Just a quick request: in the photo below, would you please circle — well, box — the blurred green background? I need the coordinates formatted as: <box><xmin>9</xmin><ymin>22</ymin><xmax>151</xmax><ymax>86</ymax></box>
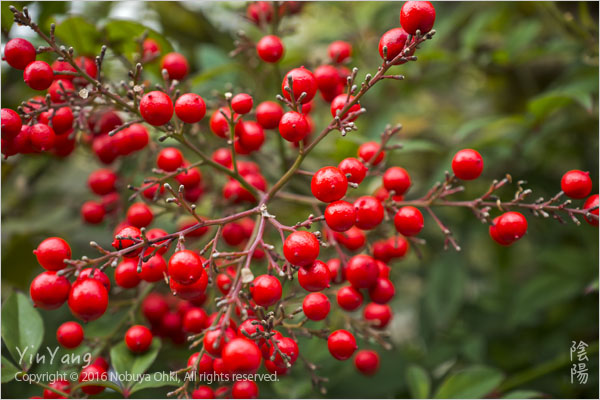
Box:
<box><xmin>1</xmin><ymin>1</ymin><xmax>598</xmax><ymax>398</ymax></box>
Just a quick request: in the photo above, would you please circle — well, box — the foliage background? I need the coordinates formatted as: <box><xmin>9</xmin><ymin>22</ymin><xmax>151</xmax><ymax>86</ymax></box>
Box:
<box><xmin>1</xmin><ymin>1</ymin><xmax>598</xmax><ymax>398</ymax></box>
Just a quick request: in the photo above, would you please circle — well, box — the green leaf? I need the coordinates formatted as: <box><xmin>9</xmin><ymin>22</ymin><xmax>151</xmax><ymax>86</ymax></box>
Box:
<box><xmin>70</xmin><ymin>379</ymin><xmax>124</xmax><ymax>395</ymax></box>
<box><xmin>129</xmin><ymin>375</ymin><xmax>182</xmax><ymax>395</ymax></box>
<box><xmin>434</xmin><ymin>366</ymin><xmax>504</xmax><ymax>399</ymax></box>
<box><xmin>406</xmin><ymin>365</ymin><xmax>431</xmax><ymax>399</ymax></box>
<box><xmin>1</xmin><ymin>356</ymin><xmax>20</xmax><ymax>383</ymax></box>
<box><xmin>502</xmin><ymin>389</ymin><xmax>544</xmax><ymax>399</ymax></box>
<box><xmin>102</xmin><ymin>20</ymin><xmax>173</xmax><ymax>62</ymax></box>
<box><xmin>54</xmin><ymin>16</ymin><xmax>102</xmax><ymax>56</ymax></box>
<box><xmin>1</xmin><ymin>292</ymin><xmax>44</xmax><ymax>370</ymax></box>
<box><xmin>424</xmin><ymin>257</ymin><xmax>466</xmax><ymax>327</ymax></box>
<box><xmin>110</xmin><ymin>338</ymin><xmax>161</xmax><ymax>389</ymax></box>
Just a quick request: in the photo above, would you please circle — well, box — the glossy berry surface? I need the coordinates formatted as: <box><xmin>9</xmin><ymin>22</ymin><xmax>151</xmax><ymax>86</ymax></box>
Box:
<box><xmin>333</xmin><ymin>226</ymin><xmax>366</xmax><ymax>251</ymax></box>
<box><xmin>257</xmin><ymin>35</ymin><xmax>285</xmax><ymax>63</ymax></box>
<box><xmin>81</xmin><ymin>200</ymin><xmax>105</xmax><ymax>224</ymax></box>
<box><xmin>125</xmin><ymin>325</ymin><xmax>153</xmax><ymax>353</ymax></box>
<box><xmin>256</xmin><ymin>101</ymin><xmax>284</xmax><ymax>129</ymax></box>
<box><xmin>354</xmin><ymin>196</ymin><xmax>384</xmax><ymax>230</ymax></box>
<box><xmin>23</xmin><ymin>61</ymin><xmax>53</xmax><ymax>90</ymax></box>
<box><xmin>160</xmin><ymin>52</ymin><xmax>189</xmax><ymax>80</ymax></box>
<box><xmin>56</xmin><ymin>321</ymin><xmax>84</xmax><ymax>349</ymax></box>
<box><xmin>112</xmin><ymin>226</ymin><xmax>142</xmax><ymax>257</ymax></box>
<box><xmin>203</xmin><ymin>327</ymin><xmax>236</xmax><ymax>356</ymax></box>
<box><xmin>302</xmin><ymin>292</ymin><xmax>330</xmax><ymax>321</ymax></box>
<box><xmin>34</xmin><ymin>237</ymin><xmax>71</xmax><ymax>271</ymax></box>
<box><xmin>328</xmin><ymin>40</ymin><xmax>352</xmax><ymax>63</ymax></box>
<box><xmin>325</xmin><ymin>200</ymin><xmax>356</xmax><ymax>232</ymax></box>
<box><xmin>583</xmin><ymin>194</ymin><xmax>599</xmax><ymax>226</ymax></box>
<box><xmin>363</xmin><ymin>302</ymin><xmax>392</xmax><ymax>328</ymax></box>
<box><xmin>157</xmin><ymin>147</ymin><xmax>183</xmax><ymax>171</ymax></box>
<box><xmin>400</xmin><ymin>1</ymin><xmax>436</xmax><ymax>35</ymax></box>
<box><xmin>494</xmin><ymin>211</ymin><xmax>528</xmax><ymax>244</ymax></box>
<box><xmin>368</xmin><ymin>278</ymin><xmax>395</xmax><ymax>304</ymax></box>
<box><xmin>394</xmin><ymin>206</ymin><xmax>424</xmax><ymax>236</ymax></box>
<box><xmin>30</xmin><ymin>271</ymin><xmax>70</xmax><ymax>310</ymax></box>
<box><xmin>383</xmin><ymin>167</ymin><xmax>411</xmax><ymax>195</ymax></box>
<box><xmin>269</xmin><ymin>336</ymin><xmax>299</xmax><ymax>367</ymax></box>
<box><xmin>298</xmin><ymin>260</ymin><xmax>331</xmax><ymax>292</ymax></box>
<box><xmin>346</xmin><ymin>254</ymin><xmax>379</xmax><ymax>289</ymax></box>
<box><xmin>358</xmin><ymin>141</ymin><xmax>384</xmax><ymax>165</ymax></box>
<box><xmin>4</xmin><ymin>38</ymin><xmax>36</xmax><ymax>69</ymax></box>
<box><xmin>68</xmin><ymin>278</ymin><xmax>109</xmax><ymax>322</ymax></box>
<box><xmin>561</xmin><ymin>170</ymin><xmax>592</xmax><ymax>199</ymax></box>
<box><xmin>30</xmin><ymin>123</ymin><xmax>56</xmax><ymax>151</ymax></box>
<box><xmin>88</xmin><ymin>169</ymin><xmax>117</xmax><ymax>195</ymax></box>
<box><xmin>222</xmin><ymin>338</ymin><xmax>262</xmax><ymax>374</ymax></box>
<box><xmin>311</xmin><ymin>166</ymin><xmax>348</xmax><ymax>203</ymax></box>
<box><xmin>175</xmin><ymin>93</ymin><xmax>206</xmax><ymax>123</ymax></box>
<box><xmin>139</xmin><ymin>254</ymin><xmax>167</xmax><ymax>282</ymax></box>
<box><xmin>232</xmin><ymin>380</ymin><xmax>259</xmax><ymax>399</ymax></box>
<box><xmin>168</xmin><ymin>250</ymin><xmax>205</xmax><ymax>285</ymax></box>
<box><xmin>330</xmin><ymin>94</ymin><xmax>360</xmax><ymax>120</ymax></box>
<box><xmin>126</xmin><ymin>202</ymin><xmax>154</xmax><ymax>228</ymax></box>
<box><xmin>452</xmin><ymin>149</ymin><xmax>484</xmax><ymax>180</ymax></box>
<box><xmin>281</xmin><ymin>67</ymin><xmax>317</xmax><ymax>104</ymax></box>
<box><xmin>140</xmin><ymin>91</ymin><xmax>173</xmax><ymax>126</ymax></box>
<box><xmin>379</xmin><ymin>27</ymin><xmax>411</xmax><ymax>62</ymax></box>
<box><xmin>283</xmin><ymin>231</ymin><xmax>320</xmax><ymax>267</ymax></box>
<box><xmin>79</xmin><ymin>365</ymin><xmax>107</xmax><ymax>395</ymax></box>
<box><xmin>1</xmin><ymin>109</ymin><xmax>22</xmax><ymax>140</ymax></box>
<box><xmin>231</xmin><ymin>93</ymin><xmax>254</xmax><ymax>114</ymax></box>
<box><xmin>338</xmin><ymin>157</ymin><xmax>367</xmax><ymax>184</ymax></box>
<box><xmin>328</xmin><ymin>329</ymin><xmax>357</xmax><ymax>360</ymax></box>
<box><xmin>250</xmin><ymin>274</ymin><xmax>282</xmax><ymax>307</ymax></box>
<box><xmin>278</xmin><ymin>111</ymin><xmax>310</xmax><ymax>142</ymax></box>
<box><xmin>354</xmin><ymin>350</ymin><xmax>380</xmax><ymax>375</ymax></box>
<box><xmin>337</xmin><ymin>285</ymin><xmax>364</xmax><ymax>311</ymax></box>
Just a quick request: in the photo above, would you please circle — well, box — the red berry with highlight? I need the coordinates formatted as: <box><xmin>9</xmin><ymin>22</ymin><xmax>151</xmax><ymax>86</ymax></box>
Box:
<box><xmin>140</xmin><ymin>91</ymin><xmax>173</xmax><ymax>126</ymax></box>
<box><xmin>354</xmin><ymin>196</ymin><xmax>384</xmax><ymax>230</ymax></box>
<box><xmin>1</xmin><ymin>109</ymin><xmax>22</xmax><ymax>140</ymax></box>
<box><xmin>279</xmin><ymin>111</ymin><xmax>310</xmax><ymax>142</ymax></box>
<box><xmin>161</xmin><ymin>52</ymin><xmax>189</xmax><ymax>80</ymax></box>
<box><xmin>126</xmin><ymin>203</ymin><xmax>154</xmax><ymax>228</ymax></box>
<box><xmin>68</xmin><ymin>278</ymin><xmax>109</xmax><ymax>322</ymax></box>
<box><xmin>269</xmin><ymin>336</ymin><xmax>299</xmax><ymax>368</ymax></box>
<box><xmin>561</xmin><ymin>170</ymin><xmax>592</xmax><ymax>199</ymax></box>
<box><xmin>125</xmin><ymin>325</ymin><xmax>153</xmax><ymax>353</ymax></box>
<box><xmin>394</xmin><ymin>206</ymin><xmax>424</xmax><ymax>236</ymax></box>
<box><xmin>282</xmin><ymin>67</ymin><xmax>317</xmax><ymax>104</ymax></box>
<box><xmin>283</xmin><ymin>231</ymin><xmax>320</xmax><ymax>267</ymax></box>
<box><xmin>257</xmin><ymin>35</ymin><xmax>284</xmax><ymax>63</ymax></box>
<box><xmin>81</xmin><ymin>201</ymin><xmax>105</xmax><ymax>224</ymax></box>
<box><xmin>231</xmin><ymin>93</ymin><xmax>254</xmax><ymax>114</ymax></box>
<box><xmin>256</xmin><ymin>101</ymin><xmax>284</xmax><ymax>129</ymax></box>
<box><xmin>494</xmin><ymin>211</ymin><xmax>528</xmax><ymax>244</ymax></box>
<box><xmin>452</xmin><ymin>149</ymin><xmax>484</xmax><ymax>180</ymax></box>
<box><xmin>30</xmin><ymin>271</ymin><xmax>70</xmax><ymax>310</ymax></box>
<box><xmin>325</xmin><ymin>200</ymin><xmax>356</xmax><ymax>232</ymax></box>
<box><xmin>302</xmin><ymin>292</ymin><xmax>330</xmax><ymax>321</ymax></box>
<box><xmin>330</xmin><ymin>94</ymin><xmax>360</xmax><ymax>120</ymax></box>
<box><xmin>30</xmin><ymin>123</ymin><xmax>55</xmax><ymax>151</ymax></box>
<box><xmin>338</xmin><ymin>157</ymin><xmax>367</xmax><ymax>184</ymax></box>
<box><xmin>175</xmin><ymin>93</ymin><xmax>206</xmax><ymax>123</ymax></box>
<box><xmin>583</xmin><ymin>194</ymin><xmax>599</xmax><ymax>227</ymax></box>
<box><xmin>337</xmin><ymin>286</ymin><xmax>363</xmax><ymax>311</ymax></box>
<box><xmin>222</xmin><ymin>338</ymin><xmax>262</xmax><ymax>374</ymax></box>
<box><xmin>112</xmin><ymin>226</ymin><xmax>142</xmax><ymax>257</ymax></box>
<box><xmin>4</xmin><ymin>38</ymin><xmax>36</xmax><ymax>69</ymax></box>
<box><xmin>311</xmin><ymin>166</ymin><xmax>348</xmax><ymax>203</ymax></box>
<box><xmin>328</xmin><ymin>40</ymin><xmax>352</xmax><ymax>63</ymax></box>
<box><xmin>250</xmin><ymin>274</ymin><xmax>282</xmax><ymax>307</ymax></box>
<box><xmin>383</xmin><ymin>167</ymin><xmax>411</xmax><ymax>195</ymax></box>
<box><xmin>328</xmin><ymin>329</ymin><xmax>357</xmax><ymax>360</ymax></box>
<box><xmin>346</xmin><ymin>254</ymin><xmax>378</xmax><ymax>289</ymax></box>
<box><xmin>379</xmin><ymin>27</ymin><xmax>411</xmax><ymax>62</ymax></box>
<box><xmin>34</xmin><ymin>237</ymin><xmax>71</xmax><ymax>271</ymax></box>
<box><xmin>168</xmin><ymin>250</ymin><xmax>205</xmax><ymax>285</ymax></box>
<box><xmin>157</xmin><ymin>147</ymin><xmax>183</xmax><ymax>171</ymax></box>
<box><xmin>203</xmin><ymin>328</ymin><xmax>236</xmax><ymax>357</ymax></box>
<box><xmin>183</xmin><ymin>307</ymin><xmax>208</xmax><ymax>333</ymax></box>
<box><xmin>363</xmin><ymin>302</ymin><xmax>392</xmax><ymax>329</ymax></box>
<box><xmin>232</xmin><ymin>380</ymin><xmax>259</xmax><ymax>399</ymax></box>
<box><xmin>358</xmin><ymin>141</ymin><xmax>384</xmax><ymax>165</ymax></box>
<box><xmin>24</xmin><ymin>61</ymin><xmax>53</xmax><ymax>90</ymax></box>
<box><xmin>354</xmin><ymin>350</ymin><xmax>380</xmax><ymax>375</ymax></box>
<box><xmin>369</xmin><ymin>278</ymin><xmax>395</xmax><ymax>304</ymax></box>
<box><xmin>400</xmin><ymin>1</ymin><xmax>436</xmax><ymax>35</ymax></box>
<box><xmin>298</xmin><ymin>260</ymin><xmax>331</xmax><ymax>292</ymax></box>
<box><xmin>56</xmin><ymin>321</ymin><xmax>84</xmax><ymax>349</ymax></box>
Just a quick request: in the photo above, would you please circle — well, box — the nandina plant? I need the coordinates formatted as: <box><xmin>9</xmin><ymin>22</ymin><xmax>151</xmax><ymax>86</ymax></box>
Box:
<box><xmin>1</xmin><ymin>1</ymin><xmax>598</xmax><ymax>399</ymax></box>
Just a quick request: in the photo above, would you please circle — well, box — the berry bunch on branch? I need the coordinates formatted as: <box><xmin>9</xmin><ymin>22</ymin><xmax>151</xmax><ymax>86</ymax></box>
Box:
<box><xmin>1</xmin><ymin>1</ymin><xmax>598</xmax><ymax>399</ymax></box>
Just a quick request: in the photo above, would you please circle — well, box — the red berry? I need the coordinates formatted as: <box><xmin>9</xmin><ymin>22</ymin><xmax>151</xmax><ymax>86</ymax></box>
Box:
<box><xmin>452</xmin><ymin>149</ymin><xmax>484</xmax><ymax>180</ymax></box>
<box><xmin>175</xmin><ymin>166</ymin><xmax>202</xmax><ymax>189</ymax></box>
<box><xmin>256</xmin><ymin>35</ymin><xmax>285</xmax><ymax>63</ymax></box>
<box><xmin>188</xmin><ymin>352</ymin><xmax>214</xmax><ymax>374</ymax></box>
<box><xmin>237</xmin><ymin>121</ymin><xmax>265</xmax><ymax>151</ymax></box>
<box><xmin>88</xmin><ymin>169</ymin><xmax>117</xmax><ymax>195</ymax></box>
<box><xmin>333</xmin><ymin>226</ymin><xmax>366</xmax><ymax>251</ymax></box>
<box><xmin>4</xmin><ymin>38</ymin><xmax>36</xmax><ymax>69</ymax></box>
<box><xmin>327</xmin><ymin>258</ymin><xmax>343</xmax><ymax>282</ymax></box>
<box><xmin>250</xmin><ymin>274</ymin><xmax>282</xmax><ymax>307</ymax></box>
<box><xmin>383</xmin><ymin>167</ymin><xmax>411</xmax><ymax>195</ymax></box>
<box><xmin>493</xmin><ymin>211</ymin><xmax>528</xmax><ymax>244</ymax></box>
<box><xmin>314</xmin><ymin>64</ymin><xmax>344</xmax><ymax>101</ymax></box>
<box><xmin>203</xmin><ymin>328</ymin><xmax>236</xmax><ymax>356</ymax></box>
<box><xmin>112</xmin><ymin>226</ymin><xmax>142</xmax><ymax>257</ymax></box>
<box><xmin>1</xmin><ymin>109</ymin><xmax>22</xmax><ymax>140</ymax></box>
<box><xmin>561</xmin><ymin>170</ymin><xmax>592</xmax><ymax>199</ymax></box>
<box><xmin>278</xmin><ymin>111</ymin><xmax>310</xmax><ymax>142</ymax></box>
<box><xmin>81</xmin><ymin>201</ymin><xmax>105</xmax><ymax>224</ymax></box>
<box><xmin>231</xmin><ymin>93</ymin><xmax>254</xmax><ymax>114</ymax></box>
<box><xmin>298</xmin><ymin>260</ymin><xmax>331</xmax><ymax>292</ymax></box>
<box><xmin>51</xmin><ymin>60</ymin><xmax>76</xmax><ymax>79</ymax></box>
<box><xmin>338</xmin><ymin>157</ymin><xmax>367</xmax><ymax>184</ymax></box>
<box><xmin>139</xmin><ymin>293</ymin><xmax>167</xmax><ymax>325</ymax></box>
<box><xmin>311</xmin><ymin>166</ymin><xmax>348</xmax><ymax>203</ymax></box>
<box><xmin>126</xmin><ymin>203</ymin><xmax>154</xmax><ymax>228</ymax></box>
<box><xmin>232</xmin><ymin>380</ymin><xmax>259</xmax><ymax>399</ymax></box>
<box><xmin>125</xmin><ymin>325</ymin><xmax>153</xmax><ymax>353</ymax></box>
<box><xmin>92</xmin><ymin>135</ymin><xmax>119</xmax><ymax>164</ymax></box>
<box><xmin>369</xmin><ymin>278</ymin><xmax>395</xmax><ymax>304</ymax></box>
<box><xmin>23</xmin><ymin>61</ymin><xmax>54</xmax><ymax>90</ymax></box>
<box><xmin>354</xmin><ymin>196</ymin><xmax>384</xmax><ymax>230</ymax></box>
<box><xmin>346</xmin><ymin>254</ymin><xmax>378</xmax><ymax>289</ymax></box>
<box><xmin>74</xmin><ymin>56</ymin><xmax>98</xmax><ymax>82</ymax></box>
<box><xmin>145</xmin><ymin>228</ymin><xmax>170</xmax><ymax>255</ymax></box>
<box><xmin>256</xmin><ymin>101</ymin><xmax>284</xmax><ymax>129</ymax></box>
<box><xmin>79</xmin><ymin>365</ymin><xmax>107</xmax><ymax>395</ymax></box>
<box><xmin>192</xmin><ymin>386</ymin><xmax>214</xmax><ymax>399</ymax></box>
<box><xmin>281</xmin><ymin>67</ymin><xmax>317</xmax><ymax>104</ymax></box>
<box><xmin>140</xmin><ymin>91</ymin><xmax>173</xmax><ymax>126</ymax></box>
<box><xmin>128</xmin><ymin>123</ymin><xmax>149</xmax><ymax>151</ymax></box>
<box><xmin>328</xmin><ymin>329</ymin><xmax>357</xmax><ymax>360</ymax></box>
<box><xmin>142</xmin><ymin>38</ymin><xmax>161</xmax><ymax>58</ymax></box>
<box><xmin>77</xmin><ymin>268</ymin><xmax>111</xmax><ymax>292</ymax></box>
<box><xmin>157</xmin><ymin>147</ymin><xmax>183</xmax><ymax>171</ymax></box>
<box><xmin>394</xmin><ymin>206</ymin><xmax>424</xmax><ymax>236</ymax></box>
<box><xmin>283</xmin><ymin>231</ymin><xmax>320</xmax><ymax>267</ymax></box>
<box><xmin>400</xmin><ymin>1</ymin><xmax>436</xmax><ymax>35</ymax></box>
<box><xmin>330</xmin><ymin>94</ymin><xmax>360</xmax><ymax>120</ymax></box>
<box><xmin>170</xmin><ymin>271</ymin><xmax>209</xmax><ymax>300</ymax></box>
<box><xmin>139</xmin><ymin>254</ymin><xmax>167</xmax><ymax>282</ymax></box>
<box><xmin>363</xmin><ymin>302</ymin><xmax>392</xmax><ymax>329</ymax></box>
<box><xmin>212</xmin><ymin>147</ymin><xmax>233</xmax><ymax>168</ymax></box>
<box><xmin>269</xmin><ymin>336</ymin><xmax>299</xmax><ymax>367</ymax></box>
<box><xmin>216</xmin><ymin>273</ymin><xmax>233</xmax><ymax>295</ymax></box>
<box><xmin>168</xmin><ymin>250</ymin><xmax>205</xmax><ymax>285</ymax></box>
<box><xmin>222</xmin><ymin>337</ymin><xmax>262</xmax><ymax>374</ymax></box>
<box><xmin>48</xmin><ymin>79</ymin><xmax>74</xmax><ymax>103</ymax></box>
<box><xmin>56</xmin><ymin>321</ymin><xmax>84</xmax><ymax>349</ymax></box>
<box><xmin>43</xmin><ymin>379</ymin><xmax>70</xmax><ymax>399</ymax></box>
<box><xmin>114</xmin><ymin>261</ymin><xmax>140</xmax><ymax>289</ymax></box>
<box><xmin>183</xmin><ymin>307</ymin><xmax>208</xmax><ymax>333</ymax></box>
<box><xmin>68</xmin><ymin>279</ymin><xmax>109</xmax><ymax>322</ymax></box>
<box><xmin>302</xmin><ymin>292</ymin><xmax>330</xmax><ymax>321</ymax></box>
<box><xmin>325</xmin><ymin>200</ymin><xmax>356</xmax><ymax>232</ymax></box>
<box><xmin>337</xmin><ymin>286</ymin><xmax>363</xmax><ymax>311</ymax></box>
<box><xmin>488</xmin><ymin>216</ymin><xmax>512</xmax><ymax>246</ymax></box>
<box><xmin>378</xmin><ymin>27</ymin><xmax>413</xmax><ymax>62</ymax></box>
<box><xmin>376</xmin><ymin>260</ymin><xmax>391</xmax><ymax>279</ymax></box>
<box><xmin>358</xmin><ymin>141</ymin><xmax>384</xmax><ymax>165</ymax></box>
<box><xmin>209</xmin><ymin>107</ymin><xmax>234</xmax><ymax>138</ymax></box>
<box><xmin>175</xmin><ymin>93</ymin><xmax>206</xmax><ymax>123</ymax></box>
<box><xmin>30</xmin><ymin>271</ymin><xmax>70</xmax><ymax>310</ymax></box>
<box><xmin>30</xmin><ymin>123</ymin><xmax>55</xmax><ymax>151</ymax></box>
<box><xmin>583</xmin><ymin>194</ymin><xmax>599</xmax><ymax>227</ymax></box>
<box><xmin>328</xmin><ymin>40</ymin><xmax>352</xmax><ymax>63</ymax></box>
<box><xmin>160</xmin><ymin>52</ymin><xmax>189</xmax><ymax>80</ymax></box>
<box><xmin>34</xmin><ymin>237</ymin><xmax>71</xmax><ymax>271</ymax></box>
<box><xmin>354</xmin><ymin>350</ymin><xmax>380</xmax><ymax>375</ymax></box>
<box><xmin>247</xmin><ymin>1</ymin><xmax>274</xmax><ymax>25</ymax></box>
<box><xmin>39</xmin><ymin>107</ymin><xmax>74</xmax><ymax>135</ymax></box>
